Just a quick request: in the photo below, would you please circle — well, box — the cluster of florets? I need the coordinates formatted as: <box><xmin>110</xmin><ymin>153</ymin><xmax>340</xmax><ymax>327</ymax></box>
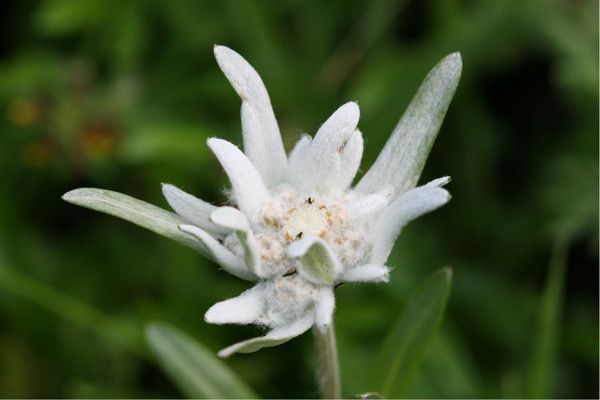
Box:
<box><xmin>223</xmin><ymin>185</ymin><xmax>372</xmax><ymax>279</ymax></box>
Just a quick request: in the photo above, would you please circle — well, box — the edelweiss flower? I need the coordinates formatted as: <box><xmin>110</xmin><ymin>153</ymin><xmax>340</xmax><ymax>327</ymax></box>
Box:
<box><xmin>63</xmin><ymin>46</ymin><xmax>461</xmax><ymax>357</ymax></box>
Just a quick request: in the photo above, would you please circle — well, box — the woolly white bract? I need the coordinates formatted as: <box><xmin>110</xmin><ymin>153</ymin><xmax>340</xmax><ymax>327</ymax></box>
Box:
<box><xmin>63</xmin><ymin>46</ymin><xmax>461</xmax><ymax>357</ymax></box>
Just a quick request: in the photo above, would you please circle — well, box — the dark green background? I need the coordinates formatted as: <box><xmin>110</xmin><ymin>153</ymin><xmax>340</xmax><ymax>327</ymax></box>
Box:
<box><xmin>0</xmin><ymin>0</ymin><xmax>597</xmax><ymax>398</ymax></box>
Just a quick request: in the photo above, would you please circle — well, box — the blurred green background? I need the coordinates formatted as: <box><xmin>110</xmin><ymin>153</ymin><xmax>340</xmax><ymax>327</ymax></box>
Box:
<box><xmin>0</xmin><ymin>0</ymin><xmax>597</xmax><ymax>398</ymax></box>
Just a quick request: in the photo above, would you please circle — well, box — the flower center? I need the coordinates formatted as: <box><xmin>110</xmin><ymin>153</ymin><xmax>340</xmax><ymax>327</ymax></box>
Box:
<box><xmin>282</xmin><ymin>198</ymin><xmax>332</xmax><ymax>242</ymax></box>
<box><xmin>225</xmin><ymin>185</ymin><xmax>373</xmax><ymax>275</ymax></box>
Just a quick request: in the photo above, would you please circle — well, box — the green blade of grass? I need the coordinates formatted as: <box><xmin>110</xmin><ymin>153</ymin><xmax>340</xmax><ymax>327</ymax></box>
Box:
<box><xmin>370</xmin><ymin>267</ymin><xmax>453</xmax><ymax>397</ymax></box>
<box><xmin>145</xmin><ymin>322</ymin><xmax>257</xmax><ymax>399</ymax></box>
<box><xmin>0</xmin><ymin>265</ymin><xmax>146</xmax><ymax>358</ymax></box>
<box><xmin>526</xmin><ymin>237</ymin><xmax>569</xmax><ymax>398</ymax></box>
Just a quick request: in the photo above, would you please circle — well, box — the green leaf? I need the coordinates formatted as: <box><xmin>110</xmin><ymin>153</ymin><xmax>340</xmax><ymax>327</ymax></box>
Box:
<box><xmin>145</xmin><ymin>322</ymin><xmax>257</xmax><ymax>399</ymax></box>
<box><xmin>525</xmin><ymin>238</ymin><xmax>568</xmax><ymax>398</ymax></box>
<box><xmin>370</xmin><ymin>268</ymin><xmax>453</xmax><ymax>397</ymax></box>
<box><xmin>62</xmin><ymin>188</ymin><xmax>205</xmax><ymax>253</ymax></box>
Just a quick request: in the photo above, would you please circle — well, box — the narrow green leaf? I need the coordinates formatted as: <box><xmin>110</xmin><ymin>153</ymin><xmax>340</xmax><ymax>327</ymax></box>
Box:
<box><xmin>62</xmin><ymin>188</ymin><xmax>205</xmax><ymax>252</ymax></box>
<box><xmin>525</xmin><ymin>238</ymin><xmax>568</xmax><ymax>398</ymax></box>
<box><xmin>370</xmin><ymin>267</ymin><xmax>453</xmax><ymax>397</ymax></box>
<box><xmin>145</xmin><ymin>322</ymin><xmax>257</xmax><ymax>399</ymax></box>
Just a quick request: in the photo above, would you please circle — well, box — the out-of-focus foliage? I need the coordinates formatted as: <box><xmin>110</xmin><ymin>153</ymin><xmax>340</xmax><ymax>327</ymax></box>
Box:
<box><xmin>0</xmin><ymin>0</ymin><xmax>597</xmax><ymax>398</ymax></box>
<box><xmin>370</xmin><ymin>268</ymin><xmax>452</xmax><ymax>397</ymax></box>
<box><xmin>145</xmin><ymin>322</ymin><xmax>257</xmax><ymax>398</ymax></box>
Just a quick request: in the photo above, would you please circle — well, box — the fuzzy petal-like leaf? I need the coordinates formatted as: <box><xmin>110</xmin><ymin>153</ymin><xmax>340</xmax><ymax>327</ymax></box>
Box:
<box><xmin>179</xmin><ymin>224</ymin><xmax>257</xmax><ymax>281</ymax></box>
<box><xmin>287</xmin><ymin>237</ymin><xmax>342</xmax><ymax>285</ymax></box>
<box><xmin>218</xmin><ymin>312</ymin><xmax>315</xmax><ymax>358</ymax></box>
<box><xmin>370</xmin><ymin>183</ymin><xmax>450</xmax><ymax>265</ymax></box>
<box><xmin>161</xmin><ymin>183</ymin><xmax>229</xmax><ymax>237</ymax></box>
<box><xmin>62</xmin><ymin>188</ymin><xmax>204</xmax><ymax>252</ymax></box>
<box><xmin>348</xmin><ymin>188</ymin><xmax>393</xmax><ymax>220</ymax></box>
<box><xmin>288</xmin><ymin>135</ymin><xmax>312</xmax><ymax>186</ymax></box>
<box><xmin>210</xmin><ymin>207</ymin><xmax>263</xmax><ymax>277</ymax></box>
<box><xmin>207</xmin><ymin>138</ymin><xmax>270</xmax><ymax>222</ymax></box>
<box><xmin>341</xmin><ymin>264</ymin><xmax>390</xmax><ymax>283</ymax></box>
<box><xmin>356</xmin><ymin>53</ymin><xmax>462</xmax><ymax>198</ymax></box>
<box><xmin>205</xmin><ymin>284</ymin><xmax>266</xmax><ymax>325</ymax></box>
<box><xmin>298</xmin><ymin>102</ymin><xmax>360</xmax><ymax>194</ymax></box>
<box><xmin>214</xmin><ymin>45</ymin><xmax>288</xmax><ymax>186</ymax></box>
<box><xmin>335</xmin><ymin>129</ymin><xmax>364</xmax><ymax>191</ymax></box>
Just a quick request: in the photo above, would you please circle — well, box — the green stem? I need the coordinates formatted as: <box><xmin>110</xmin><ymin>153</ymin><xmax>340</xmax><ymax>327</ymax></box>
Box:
<box><xmin>314</xmin><ymin>324</ymin><xmax>341</xmax><ymax>399</ymax></box>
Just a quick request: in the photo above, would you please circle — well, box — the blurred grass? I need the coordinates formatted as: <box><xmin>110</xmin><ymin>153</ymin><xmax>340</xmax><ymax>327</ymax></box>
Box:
<box><xmin>370</xmin><ymin>268</ymin><xmax>452</xmax><ymax>397</ymax></box>
<box><xmin>0</xmin><ymin>0</ymin><xmax>597</xmax><ymax>398</ymax></box>
<box><xmin>526</xmin><ymin>237</ymin><xmax>568</xmax><ymax>398</ymax></box>
<box><xmin>145</xmin><ymin>322</ymin><xmax>257</xmax><ymax>398</ymax></box>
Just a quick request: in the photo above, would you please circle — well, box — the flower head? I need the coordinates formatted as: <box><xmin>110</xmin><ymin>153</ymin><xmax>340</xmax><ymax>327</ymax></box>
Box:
<box><xmin>63</xmin><ymin>45</ymin><xmax>461</xmax><ymax>357</ymax></box>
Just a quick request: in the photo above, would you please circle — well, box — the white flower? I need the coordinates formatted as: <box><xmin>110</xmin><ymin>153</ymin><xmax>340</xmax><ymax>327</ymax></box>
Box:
<box><xmin>63</xmin><ymin>46</ymin><xmax>462</xmax><ymax>357</ymax></box>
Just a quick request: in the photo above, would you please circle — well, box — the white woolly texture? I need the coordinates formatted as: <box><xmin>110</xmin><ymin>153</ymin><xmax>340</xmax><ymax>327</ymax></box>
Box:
<box><xmin>210</xmin><ymin>206</ymin><xmax>250</xmax><ymax>231</ymax></box>
<box><xmin>161</xmin><ymin>184</ymin><xmax>228</xmax><ymax>236</ymax></box>
<box><xmin>347</xmin><ymin>188</ymin><xmax>392</xmax><ymax>220</ymax></box>
<box><xmin>211</xmin><ymin>207</ymin><xmax>263</xmax><ymax>276</ymax></box>
<box><xmin>297</xmin><ymin>102</ymin><xmax>360</xmax><ymax>195</ymax></box>
<box><xmin>426</xmin><ymin>175</ymin><xmax>451</xmax><ymax>187</ymax></box>
<box><xmin>205</xmin><ymin>285</ymin><xmax>266</xmax><ymax>324</ymax></box>
<box><xmin>178</xmin><ymin>224</ymin><xmax>257</xmax><ymax>281</ymax></box>
<box><xmin>217</xmin><ymin>311</ymin><xmax>315</xmax><ymax>358</ymax></box>
<box><xmin>315</xmin><ymin>288</ymin><xmax>335</xmax><ymax>327</ymax></box>
<box><xmin>214</xmin><ymin>45</ymin><xmax>288</xmax><ymax>186</ymax></box>
<box><xmin>287</xmin><ymin>135</ymin><xmax>312</xmax><ymax>187</ymax></box>
<box><xmin>224</xmin><ymin>185</ymin><xmax>373</xmax><ymax>279</ymax></box>
<box><xmin>207</xmin><ymin>138</ymin><xmax>270</xmax><ymax>221</ymax></box>
<box><xmin>335</xmin><ymin>129</ymin><xmax>364</xmax><ymax>191</ymax></box>
<box><xmin>261</xmin><ymin>275</ymin><xmax>319</xmax><ymax>327</ymax></box>
<box><xmin>370</xmin><ymin>183</ymin><xmax>451</xmax><ymax>265</ymax></box>
<box><xmin>341</xmin><ymin>264</ymin><xmax>390</xmax><ymax>283</ymax></box>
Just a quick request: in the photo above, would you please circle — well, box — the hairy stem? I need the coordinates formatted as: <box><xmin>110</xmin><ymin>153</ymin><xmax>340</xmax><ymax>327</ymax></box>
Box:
<box><xmin>313</xmin><ymin>324</ymin><xmax>341</xmax><ymax>399</ymax></box>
